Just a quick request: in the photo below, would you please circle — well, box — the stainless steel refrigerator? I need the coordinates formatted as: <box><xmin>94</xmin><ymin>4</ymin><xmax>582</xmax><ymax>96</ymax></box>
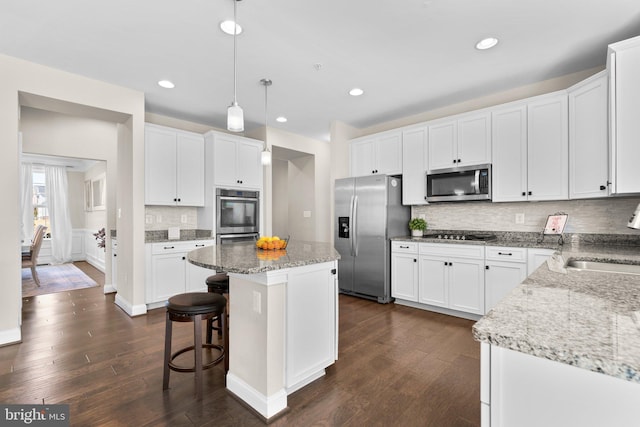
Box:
<box><xmin>334</xmin><ymin>175</ymin><xmax>410</xmax><ymax>303</ymax></box>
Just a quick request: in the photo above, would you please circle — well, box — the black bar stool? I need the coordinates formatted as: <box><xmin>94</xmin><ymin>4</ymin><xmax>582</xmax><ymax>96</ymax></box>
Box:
<box><xmin>163</xmin><ymin>292</ymin><xmax>228</xmax><ymax>400</ymax></box>
<box><xmin>206</xmin><ymin>273</ymin><xmax>229</xmax><ymax>343</ymax></box>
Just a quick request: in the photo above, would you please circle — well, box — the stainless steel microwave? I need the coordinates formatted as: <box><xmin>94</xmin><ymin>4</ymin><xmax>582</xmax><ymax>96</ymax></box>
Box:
<box><xmin>426</xmin><ymin>164</ymin><xmax>491</xmax><ymax>202</ymax></box>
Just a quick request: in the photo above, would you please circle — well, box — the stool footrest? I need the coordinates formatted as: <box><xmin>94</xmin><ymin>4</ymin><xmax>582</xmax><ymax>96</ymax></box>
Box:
<box><xmin>168</xmin><ymin>344</ymin><xmax>225</xmax><ymax>373</ymax></box>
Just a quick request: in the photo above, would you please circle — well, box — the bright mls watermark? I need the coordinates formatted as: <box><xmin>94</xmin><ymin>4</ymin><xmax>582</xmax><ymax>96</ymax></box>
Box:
<box><xmin>0</xmin><ymin>405</ymin><xmax>69</xmax><ymax>426</ymax></box>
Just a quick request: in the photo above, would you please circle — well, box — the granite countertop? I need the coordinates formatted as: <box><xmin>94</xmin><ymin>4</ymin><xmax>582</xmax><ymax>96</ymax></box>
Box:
<box><xmin>473</xmin><ymin>243</ymin><xmax>640</xmax><ymax>383</ymax></box>
<box><xmin>187</xmin><ymin>240</ymin><xmax>341</xmax><ymax>275</ymax></box>
<box><xmin>145</xmin><ymin>229</ymin><xmax>214</xmax><ymax>243</ymax></box>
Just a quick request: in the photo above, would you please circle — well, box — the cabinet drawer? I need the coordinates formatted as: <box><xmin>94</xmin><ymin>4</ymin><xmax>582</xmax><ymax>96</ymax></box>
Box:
<box><xmin>392</xmin><ymin>241</ymin><xmax>418</xmax><ymax>253</ymax></box>
<box><xmin>485</xmin><ymin>246</ymin><xmax>527</xmax><ymax>262</ymax></box>
<box><xmin>419</xmin><ymin>243</ymin><xmax>485</xmax><ymax>259</ymax></box>
<box><xmin>151</xmin><ymin>239</ymin><xmax>215</xmax><ymax>255</ymax></box>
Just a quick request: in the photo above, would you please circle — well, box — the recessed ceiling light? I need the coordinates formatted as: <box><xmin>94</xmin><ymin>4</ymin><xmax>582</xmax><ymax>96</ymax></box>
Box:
<box><xmin>220</xmin><ymin>20</ymin><xmax>242</xmax><ymax>35</ymax></box>
<box><xmin>476</xmin><ymin>37</ymin><xmax>499</xmax><ymax>50</ymax></box>
<box><xmin>158</xmin><ymin>80</ymin><xmax>175</xmax><ymax>89</ymax></box>
<box><xmin>349</xmin><ymin>88</ymin><xmax>364</xmax><ymax>96</ymax></box>
<box><xmin>276</xmin><ymin>116</ymin><xmax>287</xmax><ymax>123</ymax></box>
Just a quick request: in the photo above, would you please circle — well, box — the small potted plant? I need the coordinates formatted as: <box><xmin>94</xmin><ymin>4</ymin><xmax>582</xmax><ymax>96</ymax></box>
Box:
<box><xmin>409</xmin><ymin>218</ymin><xmax>427</xmax><ymax>237</ymax></box>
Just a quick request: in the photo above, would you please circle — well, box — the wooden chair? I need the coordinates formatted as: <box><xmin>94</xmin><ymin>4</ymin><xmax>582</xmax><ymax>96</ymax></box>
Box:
<box><xmin>22</xmin><ymin>225</ymin><xmax>47</xmax><ymax>286</ymax></box>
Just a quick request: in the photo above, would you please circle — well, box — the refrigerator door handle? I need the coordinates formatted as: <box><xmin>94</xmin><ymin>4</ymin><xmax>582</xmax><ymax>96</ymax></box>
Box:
<box><xmin>352</xmin><ymin>195</ymin><xmax>358</xmax><ymax>257</ymax></box>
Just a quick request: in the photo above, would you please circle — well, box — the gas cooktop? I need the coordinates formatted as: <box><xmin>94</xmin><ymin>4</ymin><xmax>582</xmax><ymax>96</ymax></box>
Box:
<box><xmin>422</xmin><ymin>233</ymin><xmax>497</xmax><ymax>241</ymax></box>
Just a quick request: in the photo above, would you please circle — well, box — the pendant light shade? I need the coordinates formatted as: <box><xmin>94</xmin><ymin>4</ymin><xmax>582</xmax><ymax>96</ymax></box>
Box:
<box><xmin>261</xmin><ymin>78</ymin><xmax>272</xmax><ymax>166</ymax></box>
<box><xmin>227</xmin><ymin>0</ymin><xmax>244</xmax><ymax>132</ymax></box>
<box><xmin>227</xmin><ymin>102</ymin><xmax>244</xmax><ymax>132</ymax></box>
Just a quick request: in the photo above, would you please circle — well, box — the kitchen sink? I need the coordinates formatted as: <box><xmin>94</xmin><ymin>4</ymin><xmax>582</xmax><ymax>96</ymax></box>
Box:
<box><xmin>565</xmin><ymin>259</ymin><xmax>640</xmax><ymax>275</ymax></box>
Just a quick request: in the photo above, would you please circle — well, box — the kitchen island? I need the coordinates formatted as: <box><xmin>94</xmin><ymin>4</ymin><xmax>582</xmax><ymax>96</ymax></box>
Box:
<box><xmin>473</xmin><ymin>243</ymin><xmax>640</xmax><ymax>427</ymax></box>
<box><xmin>188</xmin><ymin>240</ymin><xmax>340</xmax><ymax>421</ymax></box>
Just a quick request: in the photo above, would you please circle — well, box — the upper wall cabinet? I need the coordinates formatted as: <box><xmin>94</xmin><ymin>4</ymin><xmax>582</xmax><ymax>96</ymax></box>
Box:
<box><xmin>568</xmin><ymin>71</ymin><xmax>609</xmax><ymax>199</ymax></box>
<box><xmin>145</xmin><ymin>124</ymin><xmax>205</xmax><ymax>206</ymax></box>
<box><xmin>428</xmin><ymin>111</ymin><xmax>491</xmax><ymax>171</ymax></box>
<box><xmin>350</xmin><ymin>131</ymin><xmax>402</xmax><ymax>177</ymax></box>
<box><xmin>608</xmin><ymin>35</ymin><xmax>640</xmax><ymax>194</ymax></box>
<box><xmin>401</xmin><ymin>126</ymin><xmax>428</xmax><ymax>205</ymax></box>
<box><xmin>206</xmin><ymin>131</ymin><xmax>263</xmax><ymax>190</ymax></box>
<box><xmin>492</xmin><ymin>91</ymin><xmax>569</xmax><ymax>202</ymax></box>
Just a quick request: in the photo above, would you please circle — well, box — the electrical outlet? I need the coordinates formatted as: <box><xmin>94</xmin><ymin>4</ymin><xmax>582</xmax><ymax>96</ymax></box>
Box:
<box><xmin>180</xmin><ymin>214</ymin><xmax>188</xmax><ymax>223</ymax></box>
<box><xmin>515</xmin><ymin>213</ymin><xmax>525</xmax><ymax>224</ymax></box>
<box><xmin>145</xmin><ymin>215</ymin><xmax>153</xmax><ymax>224</ymax></box>
<box><xmin>303</xmin><ymin>210</ymin><xmax>311</xmax><ymax>218</ymax></box>
<box><xmin>156</xmin><ymin>215</ymin><xmax>162</xmax><ymax>223</ymax></box>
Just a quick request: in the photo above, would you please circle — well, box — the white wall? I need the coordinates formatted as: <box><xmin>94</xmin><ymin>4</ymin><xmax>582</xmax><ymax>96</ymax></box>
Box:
<box><xmin>0</xmin><ymin>53</ymin><xmax>146</xmax><ymax>345</ymax></box>
<box><xmin>84</xmin><ymin>161</ymin><xmax>108</xmax><ymax>233</ymax></box>
<box><xmin>272</xmin><ymin>158</ymin><xmax>289</xmax><ymax>237</ymax></box>
<box><xmin>287</xmin><ymin>155</ymin><xmax>315</xmax><ymax>241</ymax></box>
<box><xmin>67</xmin><ymin>171</ymin><xmax>86</xmax><ymax>229</ymax></box>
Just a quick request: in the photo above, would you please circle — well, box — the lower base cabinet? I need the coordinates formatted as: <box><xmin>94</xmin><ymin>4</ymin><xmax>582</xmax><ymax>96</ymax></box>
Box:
<box><xmin>145</xmin><ymin>239</ymin><xmax>216</xmax><ymax>307</ymax></box>
<box><xmin>392</xmin><ymin>242</ymin><xmax>556</xmax><ymax>318</ymax></box>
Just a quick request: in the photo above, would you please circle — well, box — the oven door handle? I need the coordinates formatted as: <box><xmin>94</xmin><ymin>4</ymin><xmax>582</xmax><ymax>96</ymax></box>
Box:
<box><xmin>473</xmin><ymin>169</ymin><xmax>480</xmax><ymax>194</ymax></box>
<box><xmin>218</xmin><ymin>196</ymin><xmax>258</xmax><ymax>202</ymax></box>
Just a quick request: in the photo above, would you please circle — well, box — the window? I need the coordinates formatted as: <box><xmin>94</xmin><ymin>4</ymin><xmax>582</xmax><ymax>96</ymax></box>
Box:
<box><xmin>32</xmin><ymin>168</ymin><xmax>50</xmax><ymax>237</ymax></box>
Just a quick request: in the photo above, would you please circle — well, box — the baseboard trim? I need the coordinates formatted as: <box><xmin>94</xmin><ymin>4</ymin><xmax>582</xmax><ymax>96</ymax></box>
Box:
<box><xmin>114</xmin><ymin>294</ymin><xmax>147</xmax><ymax>317</ymax></box>
<box><xmin>0</xmin><ymin>327</ymin><xmax>21</xmax><ymax>347</ymax></box>
<box><xmin>226</xmin><ymin>372</ymin><xmax>287</xmax><ymax>420</ymax></box>
<box><xmin>103</xmin><ymin>284</ymin><xmax>116</xmax><ymax>294</ymax></box>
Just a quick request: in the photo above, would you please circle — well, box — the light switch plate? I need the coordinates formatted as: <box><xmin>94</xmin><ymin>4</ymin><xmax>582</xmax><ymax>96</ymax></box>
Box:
<box><xmin>515</xmin><ymin>213</ymin><xmax>525</xmax><ymax>224</ymax></box>
<box><xmin>303</xmin><ymin>210</ymin><xmax>311</xmax><ymax>218</ymax></box>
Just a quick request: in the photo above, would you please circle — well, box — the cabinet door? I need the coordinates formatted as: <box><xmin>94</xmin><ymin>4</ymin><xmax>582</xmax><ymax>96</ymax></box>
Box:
<box><xmin>569</xmin><ymin>73</ymin><xmax>609</xmax><ymax>199</ymax></box>
<box><xmin>214</xmin><ymin>135</ymin><xmax>239</xmax><ymax>187</ymax></box>
<box><xmin>527</xmin><ymin>248</ymin><xmax>555</xmax><ymax>276</ymax></box>
<box><xmin>418</xmin><ymin>255</ymin><xmax>448</xmax><ymax>307</ymax></box>
<box><xmin>176</xmin><ymin>132</ymin><xmax>205</xmax><ymax>206</ymax></box>
<box><xmin>527</xmin><ymin>93</ymin><xmax>569</xmax><ymax>201</ymax></box>
<box><xmin>350</xmin><ymin>139</ymin><xmax>376</xmax><ymax>176</ymax></box>
<box><xmin>150</xmin><ymin>253</ymin><xmax>186</xmax><ymax>302</ymax></box>
<box><xmin>428</xmin><ymin>120</ymin><xmax>457</xmax><ymax>171</ymax></box>
<box><xmin>236</xmin><ymin>140</ymin><xmax>263</xmax><ymax>188</ymax></box>
<box><xmin>185</xmin><ymin>262</ymin><xmax>212</xmax><ymax>293</ymax></box>
<box><xmin>448</xmin><ymin>257</ymin><xmax>485</xmax><ymax>315</ymax></box>
<box><xmin>376</xmin><ymin>133</ymin><xmax>402</xmax><ymax>175</ymax></box>
<box><xmin>492</xmin><ymin>104</ymin><xmax>528</xmax><ymax>202</ymax></box>
<box><xmin>391</xmin><ymin>252</ymin><xmax>419</xmax><ymax>301</ymax></box>
<box><xmin>145</xmin><ymin>126</ymin><xmax>177</xmax><ymax>205</ymax></box>
<box><xmin>401</xmin><ymin>127</ymin><xmax>428</xmax><ymax>205</ymax></box>
<box><xmin>609</xmin><ymin>44</ymin><xmax>640</xmax><ymax>194</ymax></box>
<box><xmin>485</xmin><ymin>261</ymin><xmax>527</xmax><ymax>313</ymax></box>
<box><xmin>457</xmin><ymin>112</ymin><xmax>491</xmax><ymax>167</ymax></box>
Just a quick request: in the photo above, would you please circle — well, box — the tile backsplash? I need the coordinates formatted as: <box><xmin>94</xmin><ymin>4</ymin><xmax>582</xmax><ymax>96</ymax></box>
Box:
<box><xmin>412</xmin><ymin>197</ymin><xmax>640</xmax><ymax>235</ymax></box>
<box><xmin>145</xmin><ymin>206</ymin><xmax>198</xmax><ymax>230</ymax></box>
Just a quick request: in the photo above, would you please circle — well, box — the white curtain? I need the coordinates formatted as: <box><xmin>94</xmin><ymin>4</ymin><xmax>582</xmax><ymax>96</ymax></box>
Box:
<box><xmin>45</xmin><ymin>165</ymin><xmax>73</xmax><ymax>264</ymax></box>
<box><xmin>20</xmin><ymin>163</ymin><xmax>33</xmax><ymax>244</ymax></box>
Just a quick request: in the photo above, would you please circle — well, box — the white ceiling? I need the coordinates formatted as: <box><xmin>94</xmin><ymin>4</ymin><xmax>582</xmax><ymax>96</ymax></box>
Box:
<box><xmin>2</xmin><ymin>0</ymin><xmax>640</xmax><ymax>142</ymax></box>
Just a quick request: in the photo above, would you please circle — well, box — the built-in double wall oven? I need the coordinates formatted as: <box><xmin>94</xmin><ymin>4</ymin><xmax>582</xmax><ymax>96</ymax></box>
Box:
<box><xmin>216</xmin><ymin>188</ymin><xmax>260</xmax><ymax>244</ymax></box>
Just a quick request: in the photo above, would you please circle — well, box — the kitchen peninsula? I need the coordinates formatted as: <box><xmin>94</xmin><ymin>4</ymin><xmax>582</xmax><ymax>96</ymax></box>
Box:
<box><xmin>473</xmin><ymin>243</ymin><xmax>640</xmax><ymax>426</ymax></box>
<box><xmin>188</xmin><ymin>240</ymin><xmax>340</xmax><ymax>421</ymax></box>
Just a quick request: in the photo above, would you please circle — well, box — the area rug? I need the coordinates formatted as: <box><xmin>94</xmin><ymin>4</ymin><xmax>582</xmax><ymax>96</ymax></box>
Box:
<box><xmin>22</xmin><ymin>263</ymin><xmax>99</xmax><ymax>298</ymax></box>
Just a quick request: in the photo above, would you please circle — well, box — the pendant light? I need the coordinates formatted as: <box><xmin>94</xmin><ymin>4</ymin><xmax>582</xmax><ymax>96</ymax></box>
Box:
<box><xmin>260</xmin><ymin>78</ymin><xmax>272</xmax><ymax>166</ymax></box>
<box><xmin>227</xmin><ymin>0</ymin><xmax>244</xmax><ymax>132</ymax></box>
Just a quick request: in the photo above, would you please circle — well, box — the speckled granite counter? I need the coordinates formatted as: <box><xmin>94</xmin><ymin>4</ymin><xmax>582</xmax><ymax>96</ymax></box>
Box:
<box><xmin>187</xmin><ymin>240</ymin><xmax>341</xmax><ymax>274</ymax></box>
<box><xmin>473</xmin><ymin>243</ymin><xmax>640</xmax><ymax>383</ymax></box>
<box><xmin>145</xmin><ymin>229</ymin><xmax>213</xmax><ymax>243</ymax></box>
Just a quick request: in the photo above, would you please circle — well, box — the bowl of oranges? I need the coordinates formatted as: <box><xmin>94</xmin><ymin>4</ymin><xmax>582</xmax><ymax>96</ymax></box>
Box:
<box><xmin>255</xmin><ymin>235</ymin><xmax>288</xmax><ymax>250</ymax></box>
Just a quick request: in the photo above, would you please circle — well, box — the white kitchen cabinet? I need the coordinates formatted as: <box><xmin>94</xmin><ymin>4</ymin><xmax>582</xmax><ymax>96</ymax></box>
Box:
<box><xmin>145</xmin><ymin>239</ymin><xmax>216</xmax><ymax>307</ymax></box>
<box><xmin>484</xmin><ymin>247</ymin><xmax>528</xmax><ymax>313</ymax></box>
<box><xmin>607</xmin><ymin>35</ymin><xmax>640</xmax><ymax>194</ymax></box>
<box><xmin>206</xmin><ymin>131</ymin><xmax>263</xmax><ymax>189</ymax></box>
<box><xmin>401</xmin><ymin>126</ymin><xmax>428</xmax><ymax>205</ymax></box>
<box><xmin>391</xmin><ymin>242</ymin><xmax>419</xmax><ymax>301</ymax></box>
<box><xmin>527</xmin><ymin>92</ymin><xmax>569</xmax><ymax>201</ymax></box>
<box><xmin>483</xmin><ymin>343</ymin><xmax>640</xmax><ymax>427</ymax></box>
<box><xmin>349</xmin><ymin>130</ymin><xmax>402</xmax><ymax>177</ymax></box>
<box><xmin>568</xmin><ymin>71</ymin><xmax>609</xmax><ymax>199</ymax></box>
<box><xmin>527</xmin><ymin>248</ymin><xmax>555</xmax><ymax>275</ymax></box>
<box><xmin>428</xmin><ymin>111</ymin><xmax>491</xmax><ymax>171</ymax></box>
<box><xmin>492</xmin><ymin>92</ymin><xmax>568</xmax><ymax>202</ymax></box>
<box><xmin>419</xmin><ymin>243</ymin><xmax>485</xmax><ymax>315</ymax></box>
<box><xmin>145</xmin><ymin>123</ymin><xmax>205</xmax><ymax>206</ymax></box>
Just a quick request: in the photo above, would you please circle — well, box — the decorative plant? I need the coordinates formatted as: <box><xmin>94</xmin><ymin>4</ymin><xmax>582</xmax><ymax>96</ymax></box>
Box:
<box><xmin>409</xmin><ymin>218</ymin><xmax>427</xmax><ymax>231</ymax></box>
<box><xmin>93</xmin><ymin>227</ymin><xmax>106</xmax><ymax>249</ymax></box>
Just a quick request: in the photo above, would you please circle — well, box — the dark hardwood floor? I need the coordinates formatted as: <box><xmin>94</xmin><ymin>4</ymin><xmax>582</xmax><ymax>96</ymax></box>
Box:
<box><xmin>0</xmin><ymin>263</ymin><xmax>480</xmax><ymax>426</ymax></box>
